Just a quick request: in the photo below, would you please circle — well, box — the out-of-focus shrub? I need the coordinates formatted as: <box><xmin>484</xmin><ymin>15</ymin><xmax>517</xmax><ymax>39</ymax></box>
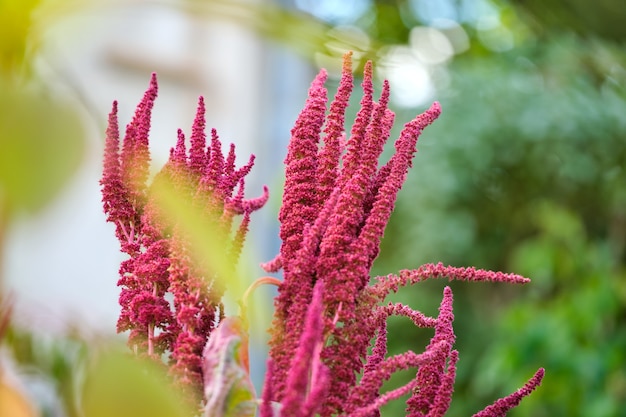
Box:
<box><xmin>376</xmin><ymin>36</ymin><xmax>626</xmax><ymax>416</ymax></box>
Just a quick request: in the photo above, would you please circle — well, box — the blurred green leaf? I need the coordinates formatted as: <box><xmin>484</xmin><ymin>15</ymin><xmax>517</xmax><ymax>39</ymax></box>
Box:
<box><xmin>153</xmin><ymin>0</ymin><xmax>380</xmax><ymax>65</ymax></box>
<box><xmin>150</xmin><ymin>174</ymin><xmax>249</xmax><ymax>299</ymax></box>
<box><xmin>0</xmin><ymin>0</ymin><xmax>42</xmax><ymax>74</ymax></box>
<box><xmin>82</xmin><ymin>348</ymin><xmax>192</xmax><ymax>417</ymax></box>
<box><xmin>0</xmin><ymin>80</ymin><xmax>84</xmax><ymax>216</ymax></box>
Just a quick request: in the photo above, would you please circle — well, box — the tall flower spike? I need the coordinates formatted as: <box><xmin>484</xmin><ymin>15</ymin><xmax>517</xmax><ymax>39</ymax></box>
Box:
<box><xmin>351</xmin><ymin>101</ymin><xmax>441</xmax><ymax>277</ymax></box>
<box><xmin>101</xmin><ymin>101</ymin><xmax>121</xmax><ymax>217</ymax></box>
<box><xmin>200</xmin><ymin>128</ymin><xmax>225</xmax><ymax>199</ymax></box>
<box><xmin>278</xmin><ymin>69</ymin><xmax>328</xmax><ymax>269</ymax></box>
<box><xmin>228</xmin><ymin>211</ymin><xmax>250</xmax><ymax>266</ymax></box>
<box><xmin>267</xmin><ymin>189</ymin><xmax>341</xmax><ymax>400</ymax></box>
<box><xmin>189</xmin><ymin>96</ymin><xmax>207</xmax><ymax>177</ymax></box>
<box><xmin>335</xmin><ymin>60</ymin><xmax>374</xmax><ymax>187</ymax></box>
<box><xmin>121</xmin><ymin>73</ymin><xmax>158</xmax><ymax>210</ymax></box>
<box><xmin>279</xmin><ymin>280</ymin><xmax>328</xmax><ymax>417</ymax></box>
<box><xmin>428</xmin><ymin>349</ymin><xmax>459</xmax><ymax>417</ymax></box>
<box><xmin>101</xmin><ymin>100</ymin><xmax>132</xmax><ymax>244</ymax></box>
<box><xmin>174</xmin><ymin>129</ymin><xmax>188</xmax><ymax>166</ymax></box>
<box><xmin>223</xmin><ymin>144</ymin><xmax>238</xmax><ymax>184</ymax></box>
<box><xmin>361</xmin><ymin>106</ymin><xmax>396</xmax><ymax>226</ymax></box>
<box><xmin>316</xmin><ymin>51</ymin><xmax>353</xmax><ymax>204</ymax></box>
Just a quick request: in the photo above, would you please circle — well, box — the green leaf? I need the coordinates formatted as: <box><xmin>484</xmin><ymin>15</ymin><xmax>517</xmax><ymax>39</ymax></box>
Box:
<box><xmin>149</xmin><ymin>174</ymin><xmax>247</xmax><ymax>297</ymax></box>
<box><xmin>0</xmin><ymin>80</ymin><xmax>84</xmax><ymax>216</ymax></box>
<box><xmin>81</xmin><ymin>348</ymin><xmax>192</xmax><ymax>417</ymax></box>
<box><xmin>0</xmin><ymin>0</ymin><xmax>42</xmax><ymax>73</ymax></box>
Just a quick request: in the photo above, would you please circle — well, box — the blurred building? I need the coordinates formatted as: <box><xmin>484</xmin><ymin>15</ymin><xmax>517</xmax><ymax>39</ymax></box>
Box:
<box><xmin>5</xmin><ymin>0</ymin><xmax>314</xmax><ymax>337</ymax></box>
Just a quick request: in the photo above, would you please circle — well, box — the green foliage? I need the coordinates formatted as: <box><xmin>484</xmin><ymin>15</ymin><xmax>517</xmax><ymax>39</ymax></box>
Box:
<box><xmin>384</xmin><ymin>35</ymin><xmax>626</xmax><ymax>269</ymax></box>
<box><xmin>375</xmin><ymin>35</ymin><xmax>626</xmax><ymax>416</ymax></box>
<box><xmin>81</xmin><ymin>348</ymin><xmax>193</xmax><ymax>417</ymax></box>
<box><xmin>0</xmin><ymin>81</ymin><xmax>84</xmax><ymax>216</ymax></box>
<box><xmin>0</xmin><ymin>0</ymin><xmax>42</xmax><ymax>74</ymax></box>
<box><xmin>0</xmin><ymin>0</ymin><xmax>85</xmax><ymax>219</ymax></box>
<box><xmin>507</xmin><ymin>0</ymin><xmax>626</xmax><ymax>42</ymax></box>
<box><xmin>483</xmin><ymin>207</ymin><xmax>626</xmax><ymax>416</ymax></box>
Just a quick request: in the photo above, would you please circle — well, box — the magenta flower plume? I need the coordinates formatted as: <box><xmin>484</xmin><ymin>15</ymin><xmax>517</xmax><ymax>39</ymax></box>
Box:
<box><xmin>278</xmin><ymin>68</ymin><xmax>328</xmax><ymax>268</ymax></box>
<box><xmin>102</xmin><ymin>54</ymin><xmax>544</xmax><ymax>417</ymax></box>
<box><xmin>279</xmin><ymin>280</ymin><xmax>329</xmax><ymax>417</ymax></box>
<box><xmin>262</xmin><ymin>52</ymin><xmax>542</xmax><ymax>417</ymax></box>
<box><xmin>345</xmin><ymin>289</ymin><xmax>449</xmax><ymax>417</ymax></box>
<box><xmin>369</xmin><ymin>262</ymin><xmax>530</xmax><ymax>301</ymax></box>
<box><xmin>264</xmin><ymin>52</ymin><xmax>441</xmax><ymax>415</ymax></box>
<box><xmin>100</xmin><ymin>74</ymin><xmax>268</xmax><ymax>405</ymax></box>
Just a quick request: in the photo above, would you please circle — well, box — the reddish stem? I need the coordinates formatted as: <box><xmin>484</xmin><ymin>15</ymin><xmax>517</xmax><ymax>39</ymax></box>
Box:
<box><xmin>241</xmin><ymin>276</ymin><xmax>282</xmax><ymax>312</ymax></box>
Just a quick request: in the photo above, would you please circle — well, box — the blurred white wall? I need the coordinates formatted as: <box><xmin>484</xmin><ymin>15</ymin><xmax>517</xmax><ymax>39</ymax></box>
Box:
<box><xmin>4</xmin><ymin>1</ymin><xmax>314</xmax><ymax>337</ymax></box>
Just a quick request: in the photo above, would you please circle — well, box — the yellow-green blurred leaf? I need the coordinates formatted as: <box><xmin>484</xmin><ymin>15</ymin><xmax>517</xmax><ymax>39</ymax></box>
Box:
<box><xmin>0</xmin><ymin>0</ymin><xmax>42</xmax><ymax>74</ymax></box>
<box><xmin>150</xmin><ymin>176</ymin><xmax>248</xmax><ymax>298</ymax></box>
<box><xmin>0</xmin><ymin>80</ymin><xmax>84</xmax><ymax>215</ymax></box>
<box><xmin>81</xmin><ymin>349</ymin><xmax>192</xmax><ymax>417</ymax></box>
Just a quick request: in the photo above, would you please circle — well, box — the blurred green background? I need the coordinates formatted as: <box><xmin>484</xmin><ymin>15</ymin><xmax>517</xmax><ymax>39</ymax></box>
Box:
<box><xmin>364</xmin><ymin>1</ymin><xmax>626</xmax><ymax>416</ymax></box>
<box><xmin>1</xmin><ymin>0</ymin><xmax>625</xmax><ymax>416</ymax></box>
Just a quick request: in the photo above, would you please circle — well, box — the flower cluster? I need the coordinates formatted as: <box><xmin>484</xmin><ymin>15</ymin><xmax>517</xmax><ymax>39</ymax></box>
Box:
<box><xmin>101</xmin><ymin>53</ymin><xmax>543</xmax><ymax>417</ymax></box>
<box><xmin>100</xmin><ymin>74</ymin><xmax>268</xmax><ymax>402</ymax></box>
<box><xmin>259</xmin><ymin>52</ymin><xmax>543</xmax><ymax>416</ymax></box>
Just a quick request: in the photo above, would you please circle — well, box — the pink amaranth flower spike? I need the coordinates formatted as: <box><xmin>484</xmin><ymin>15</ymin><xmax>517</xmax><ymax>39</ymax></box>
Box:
<box><xmin>316</xmin><ymin>52</ymin><xmax>353</xmax><ymax>205</ymax></box>
<box><xmin>101</xmin><ymin>74</ymin><xmax>268</xmax><ymax>408</ymax></box>
<box><xmin>471</xmin><ymin>368</ymin><xmax>545</xmax><ymax>417</ymax></box>
<box><xmin>279</xmin><ymin>280</ymin><xmax>329</xmax><ymax>417</ymax></box>
<box><xmin>103</xmin><ymin>54</ymin><xmax>544</xmax><ymax>416</ymax></box>
<box><xmin>261</xmin><ymin>52</ymin><xmax>543</xmax><ymax>417</ymax></box>
<box><xmin>277</xmin><ymin>69</ymin><xmax>328</xmax><ymax>271</ymax></box>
